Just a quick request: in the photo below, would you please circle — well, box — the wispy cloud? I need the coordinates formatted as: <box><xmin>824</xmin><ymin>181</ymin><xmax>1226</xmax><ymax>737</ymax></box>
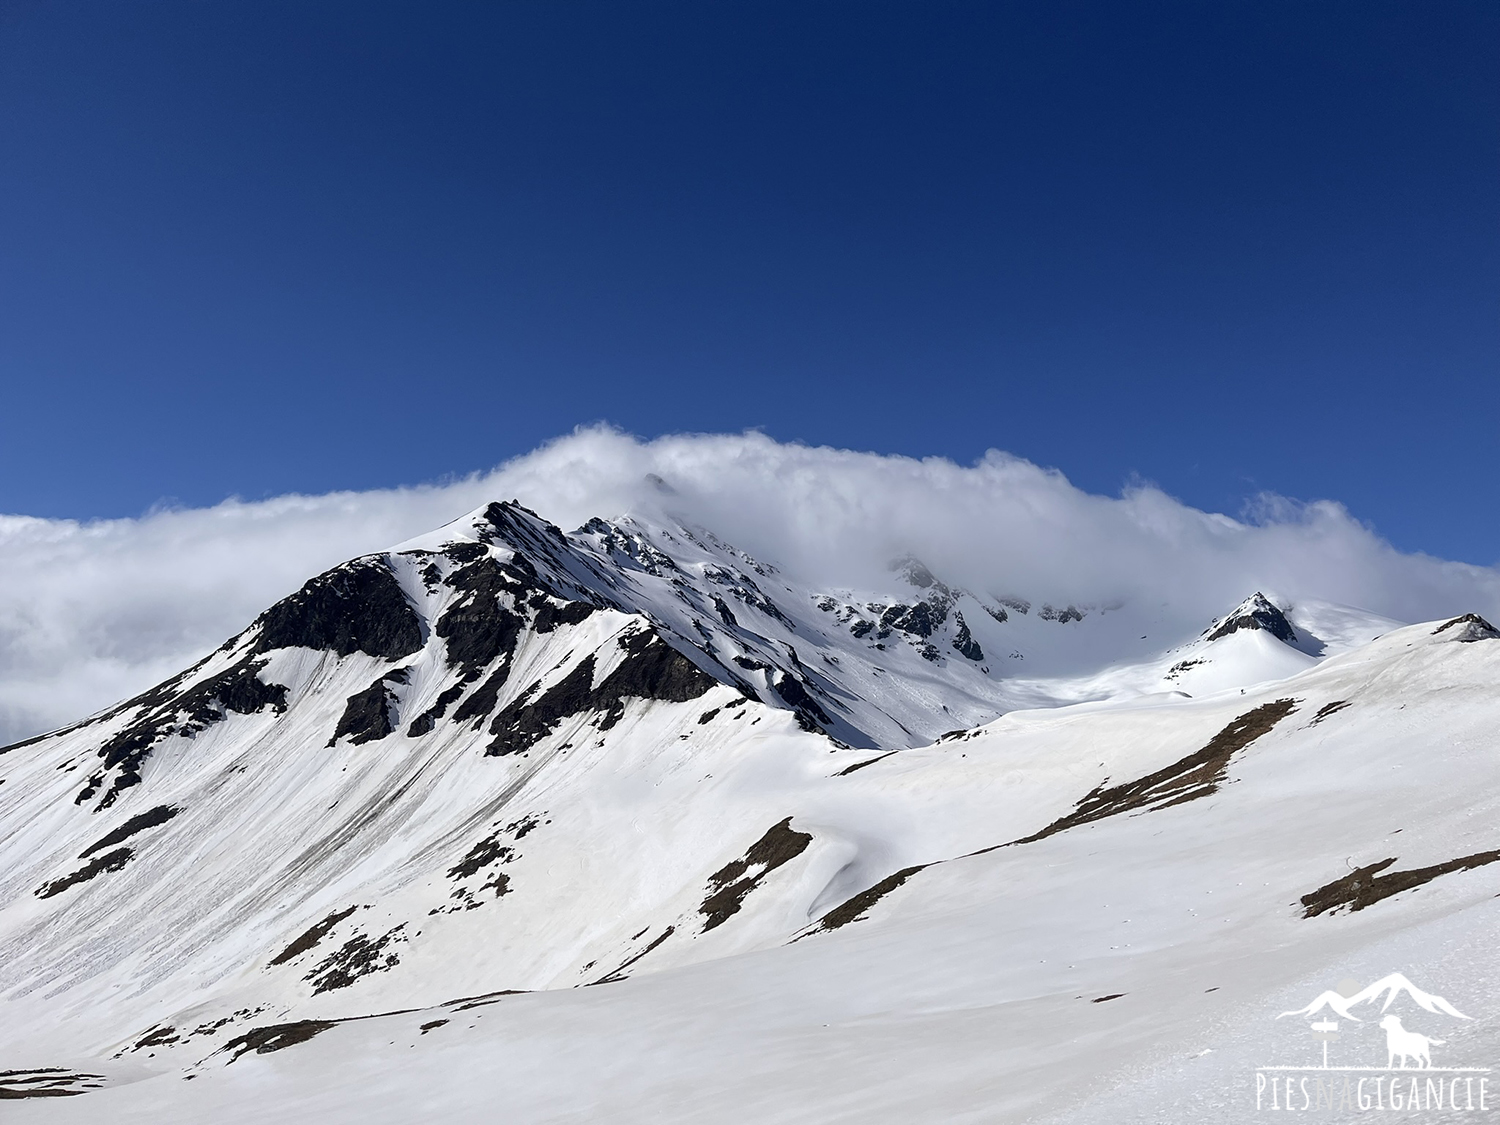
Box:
<box><xmin>3</xmin><ymin>426</ymin><xmax>1496</xmax><ymax>742</ymax></box>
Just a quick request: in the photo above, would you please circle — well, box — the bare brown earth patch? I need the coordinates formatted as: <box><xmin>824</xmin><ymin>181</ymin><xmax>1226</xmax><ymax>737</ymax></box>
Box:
<box><xmin>449</xmin><ymin>989</ymin><xmax>528</xmax><ymax>1011</ymax></box>
<box><xmin>700</xmin><ymin>817</ymin><xmax>812</xmax><ymax>932</ymax></box>
<box><xmin>269</xmin><ymin>905</ymin><xmax>360</xmax><ymax>966</ymax></box>
<box><xmin>805</xmin><ymin>699</ymin><xmax>1301</xmax><ymax>940</ymax></box>
<box><xmin>1012</xmin><ymin>698</ymin><xmax>1298</xmax><ymax>844</ymax></box>
<box><xmin>803</xmin><ymin>864</ymin><xmax>929</xmax><ymax>935</ymax></box>
<box><xmin>223</xmin><ymin>1020</ymin><xmax>337</xmax><ymax>1060</ymax></box>
<box><xmin>1308</xmin><ymin>700</ymin><xmax>1350</xmax><ymax>726</ymax></box>
<box><xmin>592</xmin><ymin>926</ymin><xmax>677</xmax><ymax>984</ymax></box>
<box><xmin>835</xmin><ymin>751</ymin><xmax>898</xmax><ymax>776</ymax></box>
<box><xmin>132</xmin><ymin>1024</ymin><xmax>181</xmax><ymax>1050</ymax></box>
<box><xmin>1300</xmin><ymin>849</ymin><xmax>1500</xmax><ymax>917</ymax></box>
<box><xmin>0</xmin><ymin>1069</ymin><xmax>106</xmax><ymax>1099</ymax></box>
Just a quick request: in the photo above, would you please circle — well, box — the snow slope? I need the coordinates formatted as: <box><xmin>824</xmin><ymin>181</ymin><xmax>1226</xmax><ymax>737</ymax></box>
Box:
<box><xmin>3</xmin><ymin>500</ymin><xmax>1493</xmax><ymax>1122</ymax></box>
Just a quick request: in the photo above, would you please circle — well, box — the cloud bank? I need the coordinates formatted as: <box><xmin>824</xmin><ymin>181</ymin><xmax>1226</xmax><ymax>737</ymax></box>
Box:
<box><xmin>3</xmin><ymin>427</ymin><xmax>1497</xmax><ymax>743</ymax></box>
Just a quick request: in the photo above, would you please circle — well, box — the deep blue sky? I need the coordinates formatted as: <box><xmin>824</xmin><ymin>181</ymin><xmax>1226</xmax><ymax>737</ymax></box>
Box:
<box><xmin>1</xmin><ymin>2</ymin><xmax>1496</xmax><ymax>561</ymax></box>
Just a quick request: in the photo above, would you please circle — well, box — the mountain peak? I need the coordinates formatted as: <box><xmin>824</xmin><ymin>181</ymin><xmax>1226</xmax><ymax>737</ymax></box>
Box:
<box><xmin>891</xmin><ymin>556</ymin><xmax>941</xmax><ymax>591</ymax></box>
<box><xmin>1432</xmin><ymin>613</ymin><xmax>1500</xmax><ymax>643</ymax></box>
<box><xmin>1205</xmin><ymin>592</ymin><xmax>1297</xmax><ymax>644</ymax></box>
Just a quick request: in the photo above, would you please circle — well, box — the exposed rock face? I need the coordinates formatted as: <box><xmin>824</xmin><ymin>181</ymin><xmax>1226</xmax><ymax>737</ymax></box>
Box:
<box><xmin>1205</xmin><ymin>592</ymin><xmax>1297</xmax><ymax>643</ymax></box>
<box><xmin>330</xmin><ymin>670</ymin><xmax>408</xmax><ymax>747</ymax></box>
<box><xmin>434</xmin><ymin>557</ymin><xmax>527</xmax><ymax>678</ymax></box>
<box><xmin>254</xmin><ymin>558</ymin><xmax>423</xmax><ymax>660</ymax></box>
<box><xmin>74</xmin><ymin>656</ymin><xmax>288</xmax><ymax>810</ymax></box>
<box><xmin>1038</xmin><ymin>603</ymin><xmax>1084</xmax><ymax>624</ymax></box>
<box><xmin>1432</xmin><ymin>613</ymin><xmax>1500</xmax><ymax>643</ymax></box>
<box><xmin>79</xmin><ymin>804</ymin><xmax>180</xmax><ymax>858</ymax></box>
<box><xmin>950</xmin><ymin>612</ymin><xmax>984</xmax><ymax>661</ymax></box>
<box><xmin>487</xmin><ymin>629</ymin><xmax>717</xmax><ymax>756</ymax></box>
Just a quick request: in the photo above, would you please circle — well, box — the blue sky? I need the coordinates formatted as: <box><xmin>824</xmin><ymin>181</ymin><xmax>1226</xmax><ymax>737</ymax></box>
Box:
<box><xmin>1</xmin><ymin>1</ymin><xmax>1496</xmax><ymax>561</ymax></box>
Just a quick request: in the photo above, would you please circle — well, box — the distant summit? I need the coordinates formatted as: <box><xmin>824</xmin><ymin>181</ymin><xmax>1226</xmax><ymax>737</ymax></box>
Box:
<box><xmin>1432</xmin><ymin>613</ymin><xmax>1500</xmax><ymax>643</ymax></box>
<box><xmin>1205</xmin><ymin>592</ymin><xmax>1297</xmax><ymax>644</ymax></box>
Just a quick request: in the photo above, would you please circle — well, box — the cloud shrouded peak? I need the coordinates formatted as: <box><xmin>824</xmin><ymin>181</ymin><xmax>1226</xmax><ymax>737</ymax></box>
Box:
<box><xmin>2</xmin><ymin>426</ymin><xmax>1497</xmax><ymax>743</ymax></box>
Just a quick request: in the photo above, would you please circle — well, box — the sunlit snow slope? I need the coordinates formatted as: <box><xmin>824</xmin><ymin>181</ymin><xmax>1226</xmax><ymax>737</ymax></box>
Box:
<box><xmin>3</xmin><ymin>500</ymin><xmax>1494</xmax><ymax>1123</ymax></box>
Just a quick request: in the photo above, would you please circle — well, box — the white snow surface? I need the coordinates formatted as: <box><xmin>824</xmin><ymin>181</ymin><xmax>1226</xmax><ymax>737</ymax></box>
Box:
<box><xmin>3</xmin><ymin>500</ymin><xmax>1498</xmax><ymax>1122</ymax></box>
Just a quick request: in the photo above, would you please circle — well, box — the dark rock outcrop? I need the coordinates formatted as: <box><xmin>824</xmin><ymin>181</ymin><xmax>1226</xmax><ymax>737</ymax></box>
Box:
<box><xmin>951</xmin><ymin>612</ymin><xmax>983</xmax><ymax>661</ymax></box>
<box><xmin>35</xmin><ymin>847</ymin><xmax>134</xmax><ymax>899</ymax></box>
<box><xmin>254</xmin><ymin>558</ymin><xmax>422</xmax><ymax>660</ymax></box>
<box><xmin>486</xmin><ymin>629</ymin><xmax>716</xmax><ymax>756</ymax></box>
<box><xmin>75</xmin><ymin>656</ymin><xmax>288</xmax><ymax>810</ymax></box>
<box><xmin>78</xmin><ymin>804</ymin><xmax>179</xmax><ymax>859</ymax></box>
<box><xmin>436</xmin><ymin>558</ymin><xmax>526</xmax><ymax>677</ymax></box>
<box><xmin>1205</xmin><ymin>593</ymin><xmax>1296</xmax><ymax>644</ymax></box>
<box><xmin>1432</xmin><ymin>613</ymin><xmax>1500</xmax><ymax>643</ymax></box>
<box><xmin>329</xmin><ymin>671</ymin><xmax>405</xmax><ymax>747</ymax></box>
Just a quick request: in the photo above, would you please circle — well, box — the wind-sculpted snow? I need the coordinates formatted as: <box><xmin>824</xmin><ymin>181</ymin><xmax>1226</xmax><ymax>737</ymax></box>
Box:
<box><xmin>3</xmin><ymin>500</ymin><xmax>1500</xmax><ymax>1123</ymax></box>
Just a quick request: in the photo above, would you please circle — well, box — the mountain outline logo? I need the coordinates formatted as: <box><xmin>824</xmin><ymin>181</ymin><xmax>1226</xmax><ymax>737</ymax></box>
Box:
<box><xmin>1277</xmin><ymin>972</ymin><xmax>1471</xmax><ymax>1026</ymax></box>
<box><xmin>1255</xmin><ymin>972</ymin><xmax>1491</xmax><ymax>1112</ymax></box>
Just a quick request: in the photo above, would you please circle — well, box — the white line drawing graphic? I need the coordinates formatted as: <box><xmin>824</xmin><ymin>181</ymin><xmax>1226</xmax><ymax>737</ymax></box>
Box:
<box><xmin>1277</xmin><ymin>972</ymin><xmax>1470</xmax><ymax>1023</ymax></box>
<box><xmin>1380</xmin><ymin>1015</ymin><xmax>1444</xmax><ymax>1070</ymax></box>
<box><xmin>1259</xmin><ymin>972</ymin><xmax>1486</xmax><ymax>1075</ymax></box>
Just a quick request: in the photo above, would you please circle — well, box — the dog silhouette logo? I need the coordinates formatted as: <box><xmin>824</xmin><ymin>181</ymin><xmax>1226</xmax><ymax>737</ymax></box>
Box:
<box><xmin>1379</xmin><ymin>1015</ymin><xmax>1443</xmax><ymax>1070</ymax></box>
<box><xmin>1255</xmin><ymin>973</ymin><xmax>1491</xmax><ymax>1112</ymax></box>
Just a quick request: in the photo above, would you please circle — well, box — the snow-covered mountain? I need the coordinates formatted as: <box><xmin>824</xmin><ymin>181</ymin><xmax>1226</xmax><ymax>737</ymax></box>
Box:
<box><xmin>2</xmin><ymin>499</ymin><xmax>1496</xmax><ymax>1122</ymax></box>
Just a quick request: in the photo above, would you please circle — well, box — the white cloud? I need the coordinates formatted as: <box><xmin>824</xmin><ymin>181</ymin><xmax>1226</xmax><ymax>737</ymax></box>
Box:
<box><xmin>3</xmin><ymin>426</ymin><xmax>1497</xmax><ymax>743</ymax></box>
